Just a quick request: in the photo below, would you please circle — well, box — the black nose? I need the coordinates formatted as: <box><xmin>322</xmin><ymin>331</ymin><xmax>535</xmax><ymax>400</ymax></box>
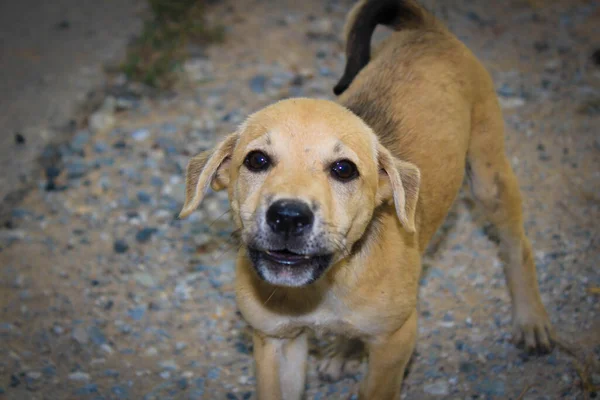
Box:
<box><xmin>266</xmin><ymin>199</ymin><xmax>314</xmax><ymax>237</ymax></box>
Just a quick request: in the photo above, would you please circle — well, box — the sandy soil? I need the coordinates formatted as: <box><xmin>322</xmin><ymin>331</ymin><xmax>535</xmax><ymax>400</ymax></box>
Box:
<box><xmin>0</xmin><ymin>0</ymin><xmax>598</xmax><ymax>399</ymax></box>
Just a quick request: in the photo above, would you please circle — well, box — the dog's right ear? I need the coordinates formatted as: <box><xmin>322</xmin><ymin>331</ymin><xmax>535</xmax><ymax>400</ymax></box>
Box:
<box><xmin>179</xmin><ymin>133</ymin><xmax>238</xmax><ymax>219</ymax></box>
<box><xmin>376</xmin><ymin>144</ymin><xmax>421</xmax><ymax>233</ymax></box>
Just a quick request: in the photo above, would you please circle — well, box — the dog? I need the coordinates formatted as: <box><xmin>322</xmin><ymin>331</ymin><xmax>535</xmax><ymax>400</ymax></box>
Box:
<box><xmin>179</xmin><ymin>0</ymin><xmax>554</xmax><ymax>398</ymax></box>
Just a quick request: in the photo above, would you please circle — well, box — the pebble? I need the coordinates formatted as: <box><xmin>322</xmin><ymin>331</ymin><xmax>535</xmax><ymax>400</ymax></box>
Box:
<box><xmin>145</xmin><ymin>347</ymin><xmax>158</xmax><ymax>356</ymax></box>
<box><xmin>135</xmin><ymin>227</ymin><xmax>158</xmax><ymax>243</ymax></box>
<box><xmin>132</xmin><ymin>128</ymin><xmax>150</xmax><ymax>141</ymax></box>
<box><xmin>423</xmin><ymin>380</ymin><xmax>450</xmax><ymax>396</ymax></box>
<box><xmin>113</xmin><ymin>239</ymin><xmax>129</xmax><ymax>253</ymax></box>
<box><xmin>65</xmin><ymin>161</ymin><xmax>88</xmax><ymax>179</ymax></box>
<box><xmin>158</xmin><ymin>360</ymin><xmax>179</xmax><ymax>371</ymax></box>
<box><xmin>128</xmin><ymin>306</ymin><xmax>146</xmax><ymax>321</ymax></box>
<box><xmin>133</xmin><ymin>272</ymin><xmax>156</xmax><ymax>288</ymax></box>
<box><xmin>477</xmin><ymin>379</ymin><xmax>506</xmax><ymax>397</ymax></box>
<box><xmin>70</xmin><ymin>130</ymin><xmax>91</xmax><ymax>152</ymax></box>
<box><xmin>88</xmin><ymin>325</ymin><xmax>107</xmax><ymax>346</ymax></box>
<box><xmin>94</xmin><ymin>141</ymin><xmax>109</xmax><ymax>153</ymax></box>
<box><xmin>72</xmin><ymin>325</ymin><xmax>89</xmax><ymax>345</ymax></box>
<box><xmin>306</xmin><ymin>18</ymin><xmax>334</xmax><ymax>39</ymax></box>
<box><xmin>89</xmin><ymin>97</ymin><xmax>116</xmax><ymax>133</ymax></box>
<box><xmin>249</xmin><ymin>75</ymin><xmax>268</xmax><ymax>94</ymax></box>
<box><xmin>68</xmin><ymin>371</ymin><xmax>91</xmax><ymax>381</ymax></box>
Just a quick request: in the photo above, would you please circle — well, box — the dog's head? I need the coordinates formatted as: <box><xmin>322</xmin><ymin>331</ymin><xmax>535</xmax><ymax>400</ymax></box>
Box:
<box><xmin>180</xmin><ymin>98</ymin><xmax>420</xmax><ymax>287</ymax></box>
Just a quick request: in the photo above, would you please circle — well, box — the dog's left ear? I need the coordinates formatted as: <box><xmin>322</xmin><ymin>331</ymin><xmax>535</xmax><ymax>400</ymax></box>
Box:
<box><xmin>376</xmin><ymin>144</ymin><xmax>421</xmax><ymax>233</ymax></box>
<box><xmin>179</xmin><ymin>133</ymin><xmax>238</xmax><ymax>219</ymax></box>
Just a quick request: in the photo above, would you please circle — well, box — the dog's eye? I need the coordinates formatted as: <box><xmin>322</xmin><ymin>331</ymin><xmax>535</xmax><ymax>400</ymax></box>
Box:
<box><xmin>330</xmin><ymin>159</ymin><xmax>359</xmax><ymax>182</ymax></box>
<box><xmin>244</xmin><ymin>150</ymin><xmax>271</xmax><ymax>172</ymax></box>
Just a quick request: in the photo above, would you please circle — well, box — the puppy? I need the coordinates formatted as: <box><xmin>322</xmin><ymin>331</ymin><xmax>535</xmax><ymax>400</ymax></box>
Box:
<box><xmin>179</xmin><ymin>0</ymin><xmax>554</xmax><ymax>398</ymax></box>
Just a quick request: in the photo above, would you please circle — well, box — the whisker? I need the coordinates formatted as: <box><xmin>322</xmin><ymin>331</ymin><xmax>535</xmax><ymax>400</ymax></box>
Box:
<box><xmin>208</xmin><ymin>209</ymin><xmax>232</xmax><ymax>228</ymax></box>
<box><xmin>263</xmin><ymin>288</ymin><xmax>278</xmax><ymax>306</ymax></box>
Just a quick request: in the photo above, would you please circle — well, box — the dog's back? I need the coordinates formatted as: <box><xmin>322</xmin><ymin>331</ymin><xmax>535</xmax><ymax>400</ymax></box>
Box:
<box><xmin>337</xmin><ymin>0</ymin><xmax>501</xmax><ymax>248</ymax></box>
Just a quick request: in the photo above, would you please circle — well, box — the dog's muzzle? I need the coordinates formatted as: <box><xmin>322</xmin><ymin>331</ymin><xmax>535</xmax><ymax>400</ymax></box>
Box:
<box><xmin>246</xmin><ymin>199</ymin><xmax>333</xmax><ymax>287</ymax></box>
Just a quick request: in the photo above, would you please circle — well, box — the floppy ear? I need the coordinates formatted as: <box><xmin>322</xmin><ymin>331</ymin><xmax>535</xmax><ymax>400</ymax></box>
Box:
<box><xmin>376</xmin><ymin>144</ymin><xmax>421</xmax><ymax>233</ymax></box>
<box><xmin>179</xmin><ymin>133</ymin><xmax>238</xmax><ymax>219</ymax></box>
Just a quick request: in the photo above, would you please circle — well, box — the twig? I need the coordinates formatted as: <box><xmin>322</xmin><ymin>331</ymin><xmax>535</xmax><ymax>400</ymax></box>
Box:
<box><xmin>554</xmin><ymin>336</ymin><xmax>600</xmax><ymax>398</ymax></box>
<box><xmin>517</xmin><ymin>384</ymin><xmax>535</xmax><ymax>400</ymax></box>
<box><xmin>586</xmin><ymin>287</ymin><xmax>600</xmax><ymax>295</ymax></box>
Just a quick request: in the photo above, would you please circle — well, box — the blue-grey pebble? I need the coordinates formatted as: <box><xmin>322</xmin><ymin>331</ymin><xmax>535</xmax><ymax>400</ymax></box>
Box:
<box><xmin>249</xmin><ymin>75</ymin><xmax>267</xmax><ymax>94</ymax></box>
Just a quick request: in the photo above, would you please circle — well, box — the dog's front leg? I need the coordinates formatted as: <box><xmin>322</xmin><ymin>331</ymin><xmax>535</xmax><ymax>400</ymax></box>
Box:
<box><xmin>253</xmin><ymin>330</ymin><xmax>308</xmax><ymax>400</ymax></box>
<box><xmin>360</xmin><ymin>311</ymin><xmax>417</xmax><ymax>400</ymax></box>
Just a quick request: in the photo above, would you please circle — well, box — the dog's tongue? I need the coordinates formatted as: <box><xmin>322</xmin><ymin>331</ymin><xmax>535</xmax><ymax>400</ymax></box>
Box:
<box><xmin>264</xmin><ymin>250</ymin><xmax>308</xmax><ymax>265</ymax></box>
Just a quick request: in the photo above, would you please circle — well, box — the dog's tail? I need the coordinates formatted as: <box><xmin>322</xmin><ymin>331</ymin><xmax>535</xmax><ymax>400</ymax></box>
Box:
<box><xmin>334</xmin><ymin>0</ymin><xmax>435</xmax><ymax>96</ymax></box>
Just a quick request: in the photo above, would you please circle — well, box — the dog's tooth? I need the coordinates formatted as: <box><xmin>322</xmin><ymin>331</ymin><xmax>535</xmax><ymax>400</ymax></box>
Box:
<box><xmin>304</xmin><ymin>255</ymin><xmax>310</xmax><ymax>259</ymax></box>
<box><xmin>266</xmin><ymin>251</ymin><xmax>272</xmax><ymax>255</ymax></box>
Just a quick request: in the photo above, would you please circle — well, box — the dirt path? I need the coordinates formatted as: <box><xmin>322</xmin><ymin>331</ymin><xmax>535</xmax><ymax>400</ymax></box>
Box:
<box><xmin>0</xmin><ymin>0</ymin><xmax>144</xmax><ymax>212</ymax></box>
<box><xmin>0</xmin><ymin>0</ymin><xmax>598</xmax><ymax>399</ymax></box>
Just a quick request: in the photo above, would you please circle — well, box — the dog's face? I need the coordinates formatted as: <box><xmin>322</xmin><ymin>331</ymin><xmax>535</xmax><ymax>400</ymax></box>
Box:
<box><xmin>180</xmin><ymin>98</ymin><xmax>420</xmax><ymax>287</ymax></box>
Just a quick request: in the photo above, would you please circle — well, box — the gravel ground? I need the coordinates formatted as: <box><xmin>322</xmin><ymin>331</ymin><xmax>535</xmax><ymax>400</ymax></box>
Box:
<box><xmin>1</xmin><ymin>0</ymin><xmax>599</xmax><ymax>399</ymax></box>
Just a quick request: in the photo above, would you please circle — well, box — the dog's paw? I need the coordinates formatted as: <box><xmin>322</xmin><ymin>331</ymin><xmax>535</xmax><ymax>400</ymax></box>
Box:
<box><xmin>511</xmin><ymin>305</ymin><xmax>554</xmax><ymax>354</ymax></box>
<box><xmin>317</xmin><ymin>356</ymin><xmax>361</xmax><ymax>382</ymax></box>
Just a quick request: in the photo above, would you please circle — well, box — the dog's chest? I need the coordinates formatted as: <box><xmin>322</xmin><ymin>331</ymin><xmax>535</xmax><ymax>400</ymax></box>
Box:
<box><xmin>267</xmin><ymin>292</ymin><xmax>383</xmax><ymax>338</ymax></box>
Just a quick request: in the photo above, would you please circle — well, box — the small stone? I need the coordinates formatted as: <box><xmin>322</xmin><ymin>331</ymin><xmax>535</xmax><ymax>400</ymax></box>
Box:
<box><xmin>249</xmin><ymin>75</ymin><xmax>267</xmax><ymax>94</ymax></box>
<box><xmin>177</xmin><ymin>377</ymin><xmax>189</xmax><ymax>390</ymax></box>
<box><xmin>128</xmin><ymin>305</ymin><xmax>146</xmax><ymax>321</ymax></box>
<box><xmin>113</xmin><ymin>139</ymin><xmax>127</xmax><ymax>149</ymax></box>
<box><xmin>135</xmin><ymin>227</ymin><xmax>158</xmax><ymax>243</ymax></box>
<box><xmin>15</xmin><ymin>132</ymin><xmax>26</xmax><ymax>145</ymax></box>
<box><xmin>72</xmin><ymin>325</ymin><xmax>90</xmax><ymax>345</ymax></box>
<box><xmin>159</xmin><ymin>371</ymin><xmax>171</xmax><ymax>379</ymax></box>
<box><xmin>94</xmin><ymin>141</ymin><xmax>109</xmax><ymax>153</ymax></box>
<box><xmin>592</xmin><ymin>48</ymin><xmax>600</xmax><ymax>66</ymax></box>
<box><xmin>207</xmin><ymin>368</ymin><xmax>220</xmax><ymax>380</ymax></box>
<box><xmin>9</xmin><ymin>375</ymin><xmax>20</xmax><ymax>388</ymax></box>
<box><xmin>498</xmin><ymin>97</ymin><xmax>525</xmax><ymax>109</ymax></box>
<box><xmin>175</xmin><ymin>342</ymin><xmax>187</xmax><ymax>352</ymax></box>
<box><xmin>132</xmin><ymin>128</ymin><xmax>150</xmax><ymax>141</ymax></box>
<box><xmin>113</xmin><ymin>239</ymin><xmax>129</xmax><ymax>254</ymax></box>
<box><xmin>57</xmin><ymin>20</ymin><xmax>70</xmax><ymax>29</ymax></box>
<box><xmin>104</xmin><ymin>369</ymin><xmax>120</xmax><ymax>378</ymax></box>
<box><xmin>70</xmin><ymin>130</ymin><xmax>91</xmax><ymax>152</ymax></box>
<box><xmin>423</xmin><ymin>380</ymin><xmax>449</xmax><ymax>396</ymax></box>
<box><xmin>111</xmin><ymin>385</ymin><xmax>128</xmax><ymax>398</ymax></box>
<box><xmin>88</xmin><ymin>325</ymin><xmax>107</xmax><ymax>346</ymax></box>
<box><xmin>76</xmin><ymin>383</ymin><xmax>98</xmax><ymax>395</ymax></box>
<box><xmin>68</xmin><ymin>371</ymin><xmax>91</xmax><ymax>381</ymax></box>
<box><xmin>307</xmin><ymin>18</ymin><xmax>334</xmax><ymax>39</ymax></box>
<box><xmin>442</xmin><ymin>312</ymin><xmax>454</xmax><ymax>322</ymax></box>
<box><xmin>137</xmin><ymin>191</ymin><xmax>152</xmax><ymax>204</ymax></box>
<box><xmin>158</xmin><ymin>360</ymin><xmax>179</xmax><ymax>371</ymax></box>
<box><xmin>65</xmin><ymin>161</ymin><xmax>88</xmax><ymax>179</ymax></box>
<box><xmin>100</xmin><ymin>344</ymin><xmax>114</xmax><ymax>354</ymax></box>
<box><xmin>145</xmin><ymin>347</ymin><xmax>158</xmax><ymax>356</ymax></box>
<box><xmin>89</xmin><ymin>98</ymin><xmax>116</xmax><ymax>133</ymax></box>
<box><xmin>459</xmin><ymin>361</ymin><xmax>477</xmax><ymax>374</ymax></box>
<box><xmin>318</xmin><ymin>66</ymin><xmax>332</xmax><ymax>77</ymax></box>
<box><xmin>477</xmin><ymin>379</ymin><xmax>505</xmax><ymax>396</ymax></box>
<box><xmin>496</xmin><ymin>84</ymin><xmax>515</xmax><ymax>97</ymax></box>
<box><xmin>133</xmin><ymin>272</ymin><xmax>156</xmax><ymax>288</ymax></box>
<box><xmin>42</xmin><ymin>366</ymin><xmax>57</xmax><ymax>377</ymax></box>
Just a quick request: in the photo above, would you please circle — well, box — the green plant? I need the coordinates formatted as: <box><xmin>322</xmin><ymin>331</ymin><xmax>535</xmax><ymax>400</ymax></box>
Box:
<box><xmin>121</xmin><ymin>0</ymin><xmax>223</xmax><ymax>88</ymax></box>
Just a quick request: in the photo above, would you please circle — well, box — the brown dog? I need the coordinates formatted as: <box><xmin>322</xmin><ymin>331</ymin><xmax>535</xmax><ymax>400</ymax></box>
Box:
<box><xmin>179</xmin><ymin>0</ymin><xmax>553</xmax><ymax>398</ymax></box>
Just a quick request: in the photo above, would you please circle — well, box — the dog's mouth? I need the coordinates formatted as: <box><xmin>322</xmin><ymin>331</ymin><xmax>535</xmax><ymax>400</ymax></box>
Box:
<box><xmin>262</xmin><ymin>249</ymin><xmax>313</xmax><ymax>265</ymax></box>
<box><xmin>247</xmin><ymin>247</ymin><xmax>333</xmax><ymax>287</ymax></box>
